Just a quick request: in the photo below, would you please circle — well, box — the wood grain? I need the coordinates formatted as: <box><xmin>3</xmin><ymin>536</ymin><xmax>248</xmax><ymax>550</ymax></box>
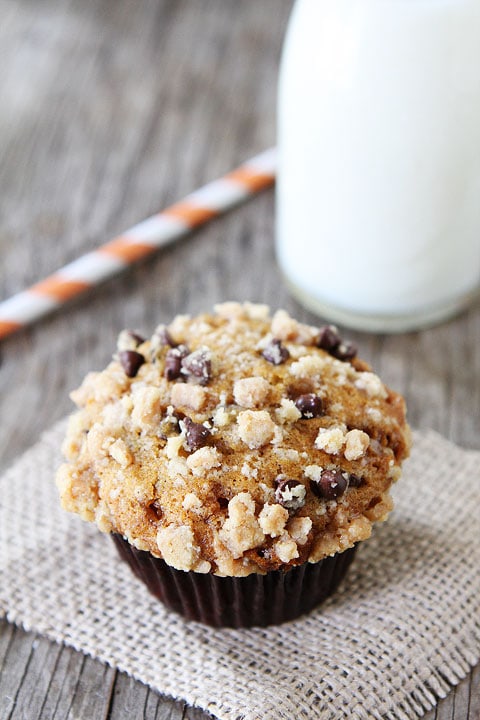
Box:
<box><xmin>1</xmin><ymin>1</ymin><xmax>479</xmax><ymax>718</ymax></box>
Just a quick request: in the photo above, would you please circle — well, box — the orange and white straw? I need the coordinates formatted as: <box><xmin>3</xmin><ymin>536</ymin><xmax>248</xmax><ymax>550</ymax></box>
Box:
<box><xmin>0</xmin><ymin>148</ymin><xmax>277</xmax><ymax>341</ymax></box>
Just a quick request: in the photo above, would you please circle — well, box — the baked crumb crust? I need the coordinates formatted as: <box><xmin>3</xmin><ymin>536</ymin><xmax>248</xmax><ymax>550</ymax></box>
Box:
<box><xmin>56</xmin><ymin>303</ymin><xmax>411</xmax><ymax>576</ymax></box>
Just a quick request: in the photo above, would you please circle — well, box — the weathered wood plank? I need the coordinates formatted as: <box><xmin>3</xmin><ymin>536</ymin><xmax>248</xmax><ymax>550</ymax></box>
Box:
<box><xmin>0</xmin><ymin>625</ymin><xmax>36</xmax><ymax>719</ymax></box>
<box><xmin>37</xmin><ymin>644</ymin><xmax>92</xmax><ymax>720</ymax></box>
<box><xmin>8</xmin><ymin>635</ymin><xmax>63</xmax><ymax>720</ymax></box>
<box><xmin>0</xmin><ymin>624</ymin><xmax>17</xmax><ymax>715</ymax></box>
<box><xmin>468</xmin><ymin>662</ymin><xmax>480</xmax><ymax>719</ymax></box>
<box><xmin>106</xmin><ymin>673</ymin><xmax>152</xmax><ymax>720</ymax></box>
<box><xmin>106</xmin><ymin>671</ymin><xmax>197</xmax><ymax>720</ymax></box>
<box><xmin>64</xmin><ymin>655</ymin><xmax>115</xmax><ymax>720</ymax></box>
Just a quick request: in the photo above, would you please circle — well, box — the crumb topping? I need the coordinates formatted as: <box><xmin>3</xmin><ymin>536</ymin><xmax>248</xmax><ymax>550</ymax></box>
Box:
<box><xmin>276</xmin><ymin>398</ymin><xmax>302</xmax><ymax>424</ymax></box>
<box><xmin>258</xmin><ymin>503</ymin><xmax>289</xmax><ymax>537</ymax></box>
<box><xmin>56</xmin><ymin>302</ymin><xmax>410</xmax><ymax>576</ymax></box>
<box><xmin>170</xmin><ymin>383</ymin><xmax>209</xmax><ymax>411</ymax></box>
<box><xmin>233</xmin><ymin>376</ymin><xmax>271</xmax><ymax>408</ymax></box>
<box><xmin>186</xmin><ymin>446</ymin><xmax>221</xmax><ymax>476</ymax></box>
<box><xmin>344</xmin><ymin>429</ymin><xmax>370</xmax><ymax>461</ymax></box>
<box><xmin>237</xmin><ymin>410</ymin><xmax>276</xmax><ymax>449</ymax></box>
<box><xmin>314</xmin><ymin>426</ymin><xmax>347</xmax><ymax>455</ymax></box>
<box><xmin>156</xmin><ymin>525</ymin><xmax>211</xmax><ymax>573</ymax></box>
<box><xmin>218</xmin><ymin>493</ymin><xmax>265</xmax><ymax>559</ymax></box>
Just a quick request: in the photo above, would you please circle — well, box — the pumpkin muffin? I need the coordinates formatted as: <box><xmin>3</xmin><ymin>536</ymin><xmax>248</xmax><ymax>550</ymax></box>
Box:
<box><xmin>56</xmin><ymin>302</ymin><xmax>410</xmax><ymax>626</ymax></box>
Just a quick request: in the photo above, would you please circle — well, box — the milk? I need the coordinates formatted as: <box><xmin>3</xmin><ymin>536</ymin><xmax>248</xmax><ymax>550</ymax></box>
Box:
<box><xmin>276</xmin><ymin>0</ymin><xmax>480</xmax><ymax>332</ymax></box>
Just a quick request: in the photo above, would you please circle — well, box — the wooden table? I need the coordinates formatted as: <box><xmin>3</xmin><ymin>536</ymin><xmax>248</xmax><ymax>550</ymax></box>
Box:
<box><xmin>1</xmin><ymin>1</ymin><xmax>479</xmax><ymax>718</ymax></box>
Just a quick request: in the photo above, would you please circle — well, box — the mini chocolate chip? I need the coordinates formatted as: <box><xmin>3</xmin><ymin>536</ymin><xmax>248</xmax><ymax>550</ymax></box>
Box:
<box><xmin>317</xmin><ymin>325</ymin><xmax>341</xmax><ymax>352</ymax></box>
<box><xmin>256</xmin><ymin>547</ymin><xmax>272</xmax><ymax>559</ymax></box>
<box><xmin>117</xmin><ymin>329</ymin><xmax>146</xmax><ymax>352</ymax></box>
<box><xmin>332</xmin><ymin>341</ymin><xmax>357</xmax><ymax>362</ymax></box>
<box><xmin>295</xmin><ymin>393</ymin><xmax>324</xmax><ymax>418</ymax></box>
<box><xmin>348</xmin><ymin>474</ymin><xmax>364</xmax><ymax>488</ymax></box>
<box><xmin>158</xmin><ymin>414</ymin><xmax>179</xmax><ymax>439</ymax></box>
<box><xmin>164</xmin><ymin>345</ymin><xmax>189</xmax><ymax>381</ymax></box>
<box><xmin>310</xmin><ymin>469</ymin><xmax>348</xmax><ymax>500</ymax></box>
<box><xmin>181</xmin><ymin>348</ymin><xmax>212</xmax><ymax>385</ymax></box>
<box><xmin>317</xmin><ymin>324</ymin><xmax>357</xmax><ymax>362</ymax></box>
<box><xmin>127</xmin><ymin>330</ymin><xmax>146</xmax><ymax>346</ymax></box>
<box><xmin>274</xmin><ymin>477</ymin><xmax>306</xmax><ymax>510</ymax></box>
<box><xmin>172</xmin><ymin>408</ymin><xmax>186</xmax><ymax>421</ymax></box>
<box><xmin>183</xmin><ymin>417</ymin><xmax>211</xmax><ymax>451</ymax></box>
<box><xmin>154</xmin><ymin>324</ymin><xmax>176</xmax><ymax>347</ymax></box>
<box><xmin>262</xmin><ymin>338</ymin><xmax>290</xmax><ymax>365</ymax></box>
<box><xmin>118</xmin><ymin>349</ymin><xmax>145</xmax><ymax>378</ymax></box>
<box><xmin>147</xmin><ymin>500</ymin><xmax>163</xmax><ymax>521</ymax></box>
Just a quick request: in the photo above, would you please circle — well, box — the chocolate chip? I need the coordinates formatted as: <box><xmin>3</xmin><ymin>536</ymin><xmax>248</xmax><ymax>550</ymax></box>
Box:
<box><xmin>181</xmin><ymin>348</ymin><xmax>212</xmax><ymax>385</ymax></box>
<box><xmin>317</xmin><ymin>325</ymin><xmax>357</xmax><ymax>362</ymax></box>
<box><xmin>147</xmin><ymin>500</ymin><xmax>163</xmax><ymax>521</ymax></box>
<box><xmin>310</xmin><ymin>469</ymin><xmax>348</xmax><ymax>500</ymax></box>
<box><xmin>332</xmin><ymin>341</ymin><xmax>357</xmax><ymax>362</ymax></box>
<box><xmin>154</xmin><ymin>324</ymin><xmax>176</xmax><ymax>347</ymax></box>
<box><xmin>262</xmin><ymin>338</ymin><xmax>290</xmax><ymax>365</ymax></box>
<box><xmin>164</xmin><ymin>345</ymin><xmax>189</xmax><ymax>381</ymax></box>
<box><xmin>317</xmin><ymin>325</ymin><xmax>341</xmax><ymax>352</ymax></box>
<box><xmin>256</xmin><ymin>547</ymin><xmax>271</xmax><ymax>559</ymax></box>
<box><xmin>158</xmin><ymin>414</ymin><xmax>179</xmax><ymax>439</ymax></box>
<box><xmin>116</xmin><ymin>329</ymin><xmax>146</xmax><ymax>352</ymax></box>
<box><xmin>118</xmin><ymin>350</ymin><xmax>145</xmax><ymax>378</ymax></box>
<box><xmin>127</xmin><ymin>330</ymin><xmax>146</xmax><ymax>346</ymax></box>
<box><xmin>183</xmin><ymin>417</ymin><xmax>211</xmax><ymax>451</ymax></box>
<box><xmin>274</xmin><ymin>477</ymin><xmax>306</xmax><ymax>511</ymax></box>
<box><xmin>348</xmin><ymin>474</ymin><xmax>364</xmax><ymax>488</ymax></box>
<box><xmin>295</xmin><ymin>393</ymin><xmax>324</xmax><ymax>418</ymax></box>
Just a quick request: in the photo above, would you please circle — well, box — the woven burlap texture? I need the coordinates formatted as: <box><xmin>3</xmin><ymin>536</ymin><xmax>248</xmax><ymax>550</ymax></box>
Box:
<box><xmin>1</xmin><ymin>423</ymin><xmax>479</xmax><ymax>720</ymax></box>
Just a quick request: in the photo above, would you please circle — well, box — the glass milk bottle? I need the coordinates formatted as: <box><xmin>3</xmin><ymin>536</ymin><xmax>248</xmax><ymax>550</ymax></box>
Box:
<box><xmin>276</xmin><ymin>0</ymin><xmax>480</xmax><ymax>332</ymax></box>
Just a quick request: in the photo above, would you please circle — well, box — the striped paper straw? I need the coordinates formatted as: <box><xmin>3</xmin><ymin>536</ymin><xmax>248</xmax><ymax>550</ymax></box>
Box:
<box><xmin>0</xmin><ymin>148</ymin><xmax>277</xmax><ymax>341</ymax></box>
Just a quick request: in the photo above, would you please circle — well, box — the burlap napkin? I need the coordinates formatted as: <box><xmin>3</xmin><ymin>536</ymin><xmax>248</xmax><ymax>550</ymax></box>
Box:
<box><xmin>1</xmin><ymin>422</ymin><xmax>479</xmax><ymax>720</ymax></box>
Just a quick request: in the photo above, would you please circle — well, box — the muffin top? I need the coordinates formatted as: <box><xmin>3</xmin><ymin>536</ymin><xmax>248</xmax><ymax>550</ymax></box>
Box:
<box><xmin>57</xmin><ymin>302</ymin><xmax>410</xmax><ymax>576</ymax></box>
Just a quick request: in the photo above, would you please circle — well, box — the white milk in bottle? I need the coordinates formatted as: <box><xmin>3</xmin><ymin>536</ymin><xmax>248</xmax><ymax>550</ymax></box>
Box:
<box><xmin>276</xmin><ymin>0</ymin><xmax>480</xmax><ymax>332</ymax></box>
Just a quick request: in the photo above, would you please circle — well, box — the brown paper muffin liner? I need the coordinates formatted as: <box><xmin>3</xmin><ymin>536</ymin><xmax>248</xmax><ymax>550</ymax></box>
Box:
<box><xmin>112</xmin><ymin>534</ymin><xmax>358</xmax><ymax>627</ymax></box>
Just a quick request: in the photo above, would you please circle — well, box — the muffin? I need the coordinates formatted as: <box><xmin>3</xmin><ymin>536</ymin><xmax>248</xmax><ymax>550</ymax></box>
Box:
<box><xmin>56</xmin><ymin>302</ymin><xmax>410</xmax><ymax>627</ymax></box>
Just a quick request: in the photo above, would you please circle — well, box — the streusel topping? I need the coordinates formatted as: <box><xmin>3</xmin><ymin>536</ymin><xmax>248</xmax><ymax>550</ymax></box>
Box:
<box><xmin>56</xmin><ymin>303</ymin><xmax>410</xmax><ymax>576</ymax></box>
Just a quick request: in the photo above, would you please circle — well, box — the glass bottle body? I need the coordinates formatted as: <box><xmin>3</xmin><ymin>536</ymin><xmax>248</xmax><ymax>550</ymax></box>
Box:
<box><xmin>276</xmin><ymin>0</ymin><xmax>480</xmax><ymax>332</ymax></box>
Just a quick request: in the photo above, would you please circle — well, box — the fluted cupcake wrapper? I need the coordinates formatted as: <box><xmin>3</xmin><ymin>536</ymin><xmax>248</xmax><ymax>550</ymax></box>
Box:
<box><xmin>112</xmin><ymin>535</ymin><xmax>358</xmax><ymax>628</ymax></box>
